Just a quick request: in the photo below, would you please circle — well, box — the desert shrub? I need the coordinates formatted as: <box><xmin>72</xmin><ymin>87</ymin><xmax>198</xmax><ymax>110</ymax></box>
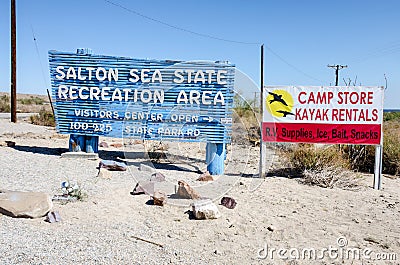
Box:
<box><xmin>341</xmin><ymin>122</ymin><xmax>400</xmax><ymax>176</ymax></box>
<box><xmin>18</xmin><ymin>96</ymin><xmax>45</xmax><ymax>105</ymax></box>
<box><xmin>288</xmin><ymin>145</ymin><xmax>359</xmax><ymax>189</ymax></box>
<box><xmin>342</xmin><ymin>145</ymin><xmax>375</xmax><ymax>173</ymax></box>
<box><xmin>30</xmin><ymin>107</ymin><xmax>55</xmax><ymax>127</ymax></box>
<box><xmin>300</xmin><ymin>166</ymin><xmax>360</xmax><ymax>190</ymax></box>
<box><xmin>382</xmin><ymin>123</ymin><xmax>400</xmax><ymax>175</ymax></box>
<box><xmin>0</xmin><ymin>95</ymin><xmax>11</xmax><ymax>112</ymax></box>
<box><xmin>145</xmin><ymin>141</ymin><xmax>169</xmax><ymax>162</ymax></box>
<box><xmin>233</xmin><ymin>94</ymin><xmax>260</xmax><ymax>142</ymax></box>
<box><xmin>289</xmin><ymin>144</ymin><xmax>349</xmax><ymax>172</ymax></box>
<box><xmin>383</xmin><ymin>111</ymin><xmax>400</xmax><ymax>122</ymax></box>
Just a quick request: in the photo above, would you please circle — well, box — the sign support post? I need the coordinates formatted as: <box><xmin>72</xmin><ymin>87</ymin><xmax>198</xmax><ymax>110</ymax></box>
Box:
<box><xmin>373</xmin><ymin>144</ymin><xmax>383</xmax><ymax>190</ymax></box>
<box><xmin>67</xmin><ymin>49</ymin><xmax>99</xmax><ymax>154</ymax></box>
<box><xmin>206</xmin><ymin>143</ymin><xmax>226</xmax><ymax>175</ymax></box>
<box><xmin>259</xmin><ymin>44</ymin><xmax>266</xmax><ymax>178</ymax></box>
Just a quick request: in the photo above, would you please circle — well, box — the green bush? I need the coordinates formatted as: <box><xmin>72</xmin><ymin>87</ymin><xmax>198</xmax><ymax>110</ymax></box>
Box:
<box><xmin>382</xmin><ymin>125</ymin><xmax>400</xmax><ymax>175</ymax></box>
<box><xmin>30</xmin><ymin>108</ymin><xmax>55</xmax><ymax>127</ymax></box>
<box><xmin>18</xmin><ymin>96</ymin><xmax>45</xmax><ymax>105</ymax></box>
<box><xmin>383</xmin><ymin>112</ymin><xmax>400</xmax><ymax>122</ymax></box>
<box><xmin>0</xmin><ymin>95</ymin><xmax>11</xmax><ymax>113</ymax></box>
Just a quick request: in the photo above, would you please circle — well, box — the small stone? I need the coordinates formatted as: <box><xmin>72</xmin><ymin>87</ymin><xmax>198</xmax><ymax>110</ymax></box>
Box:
<box><xmin>196</xmin><ymin>171</ymin><xmax>214</xmax><ymax>182</ymax></box>
<box><xmin>267</xmin><ymin>226</ymin><xmax>274</xmax><ymax>232</ymax></box>
<box><xmin>99</xmin><ymin>160</ymin><xmax>127</xmax><ymax>171</ymax></box>
<box><xmin>0</xmin><ymin>190</ymin><xmax>53</xmax><ymax>218</ymax></box>
<box><xmin>150</xmin><ymin>172</ymin><xmax>166</xmax><ymax>182</ymax></box>
<box><xmin>132</xmin><ymin>181</ymin><xmax>154</xmax><ymax>195</ymax></box>
<box><xmin>46</xmin><ymin>211</ymin><xmax>62</xmax><ymax>223</ymax></box>
<box><xmin>220</xmin><ymin>197</ymin><xmax>237</xmax><ymax>209</ymax></box>
<box><xmin>99</xmin><ymin>141</ymin><xmax>109</xmax><ymax>148</ymax></box>
<box><xmin>152</xmin><ymin>191</ymin><xmax>166</xmax><ymax>206</ymax></box>
<box><xmin>191</xmin><ymin>199</ymin><xmax>221</xmax><ymax>219</ymax></box>
<box><xmin>176</xmin><ymin>180</ymin><xmax>200</xmax><ymax>199</ymax></box>
<box><xmin>5</xmin><ymin>141</ymin><xmax>16</xmax><ymax>147</ymax></box>
<box><xmin>97</xmin><ymin>168</ymin><xmax>112</xmax><ymax>179</ymax></box>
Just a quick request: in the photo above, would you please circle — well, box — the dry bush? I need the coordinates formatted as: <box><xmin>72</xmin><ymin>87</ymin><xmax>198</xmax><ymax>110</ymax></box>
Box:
<box><xmin>289</xmin><ymin>144</ymin><xmax>349</xmax><ymax>171</ymax></box>
<box><xmin>341</xmin><ymin>121</ymin><xmax>400</xmax><ymax>176</ymax></box>
<box><xmin>232</xmin><ymin>94</ymin><xmax>261</xmax><ymax>146</ymax></box>
<box><xmin>30</xmin><ymin>108</ymin><xmax>55</xmax><ymax>127</ymax></box>
<box><xmin>342</xmin><ymin>145</ymin><xmax>375</xmax><ymax>173</ymax></box>
<box><xmin>145</xmin><ymin>141</ymin><xmax>169</xmax><ymax>162</ymax></box>
<box><xmin>0</xmin><ymin>95</ymin><xmax>11</xmax><ymax>112</ymax></box>
<box><xmin>382</xmin><ymin>122</ymin><xmax>400</xmax><ymax>176</ymax></box>
<box><xmin>288</xmin><ymin>144</ymin><xmax>361</xmax><ymax>189</ymax></box>
<box><xmin>300</xmin><ymin>166</ymin><xmax>361</xmax><ymax>190</ymax></box>
<box><xmin>18</xmin><ymin>96</ymin><xmax>45</xmax><ymax>105</ymax></box>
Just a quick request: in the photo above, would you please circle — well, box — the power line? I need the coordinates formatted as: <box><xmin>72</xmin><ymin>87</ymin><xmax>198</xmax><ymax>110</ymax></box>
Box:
<box><xmin>105</xmin><ymin>0</ymin><xmax>324</xmax><ymax>83</ymax></box>
<box><xmin>265</xmin><ymin>46</ymin><xmax>324</xmax><ymax>83</ymax></box>
<box><xmin>350</xmin><ymin>40</ymin><xmax>400</xmax><ymax>64</ymax></box>
<box><xmin>104</xmin><ymin>0</ymin><xmax>260</xmax><ymax>45</ymax></box>
<box><xmin>30</xmin><ymin>25</ymin><xmax>48</xmax><ymax>90</ymax></box>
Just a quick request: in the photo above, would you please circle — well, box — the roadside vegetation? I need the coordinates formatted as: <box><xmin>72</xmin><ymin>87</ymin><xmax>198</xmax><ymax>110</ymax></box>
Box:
<box><xmin>30</xmin><ymin>108</ymin><xmax>55</xmax><ymax>127</ymax></box>
<box><xmin>0</xmin><ymin>92</ymin><xmax>50</xmax><ymax>114</ymax></box>
<box><xmin>232</xmin><ymin>94</ymin><xmax>260</xmax><ymax>145</ymax></box>
<box><xmin>18</xmin><ymin>95</ymin><xmax>45</xmax><ymax>105</ymax></box>
<box><xmin>0</xmin><ymin>95</ymin><xmax>11</xmax><ymax>112</ymax></box>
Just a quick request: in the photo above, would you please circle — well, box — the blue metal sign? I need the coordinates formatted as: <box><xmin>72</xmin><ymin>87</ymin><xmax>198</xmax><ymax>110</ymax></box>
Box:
<box><xmin>48</xmin><ymin>50</ymin><xmax>235</xmax><ymax>143</ymax></box>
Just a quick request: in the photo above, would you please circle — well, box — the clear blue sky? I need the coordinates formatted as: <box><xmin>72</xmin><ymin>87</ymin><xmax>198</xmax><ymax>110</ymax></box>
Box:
<box><xmin>1</xmin><ymin>0</ymin><xmax>399</xmax><ymax>108</ymax></box>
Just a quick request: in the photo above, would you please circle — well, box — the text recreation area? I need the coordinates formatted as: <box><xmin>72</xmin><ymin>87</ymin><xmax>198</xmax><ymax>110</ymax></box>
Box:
<box><xmin>49</xmin><ymin>51</ymin><xmax>235</xmax><ymax>143</ymax></box>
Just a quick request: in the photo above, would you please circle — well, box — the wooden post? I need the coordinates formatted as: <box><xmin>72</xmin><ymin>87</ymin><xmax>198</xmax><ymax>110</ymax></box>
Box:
<box><xmin>206</xmin><ymin>143</ymin><xmax>226</xmax><ymax>175</ymax></box>
<box><xmin>11</xmin><ymin>0</ymin><xmax>17</xmax><ymax>123</ymax></box>
<box><xmin>259</xmin><ymin>44</ymin><xmax>266</xmax><ymax>178</ymax></box>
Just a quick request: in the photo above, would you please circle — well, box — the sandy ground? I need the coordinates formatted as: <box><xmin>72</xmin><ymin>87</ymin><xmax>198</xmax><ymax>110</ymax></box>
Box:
<box><xmin>0</xmin><ymin>118</ymin><xmax>399</xmax><ymax>265</ymax></box>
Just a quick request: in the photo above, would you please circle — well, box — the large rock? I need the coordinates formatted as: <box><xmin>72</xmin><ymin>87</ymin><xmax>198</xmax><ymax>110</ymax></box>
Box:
<box><xmin>191</xmin><ymin>199</ymin><xmax>221</xmax><ymax>219</ymax></box>
<box><xmin>99</xmin><ymin>160</ymin><xmax>127</xmax><ymax>171</ymax></box>
<box><xmin>132</xmin><ymin>181</ymin><xmax>154</xmax><ymax>195</ymax></box>
<box><xmin>176</xmin><ymin>180</ymin><xmax>200</xmax><ymax>199</ymax></box>
<box><xmin>0</xmin><ymin>190</ymin><xmax>53</xmax><ymax>218</ymax></box>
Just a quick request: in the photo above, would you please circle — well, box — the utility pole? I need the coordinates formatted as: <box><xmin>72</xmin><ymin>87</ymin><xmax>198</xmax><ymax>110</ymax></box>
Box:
<box><xmin>327</xmin><ymin>64</ymin><xmax>347</xmax><ymax>86</ymax></box>
<box><xmin>11</xmin><ymin>0</ymin><xmax>17</xmax><ymax>122</ymax></box>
